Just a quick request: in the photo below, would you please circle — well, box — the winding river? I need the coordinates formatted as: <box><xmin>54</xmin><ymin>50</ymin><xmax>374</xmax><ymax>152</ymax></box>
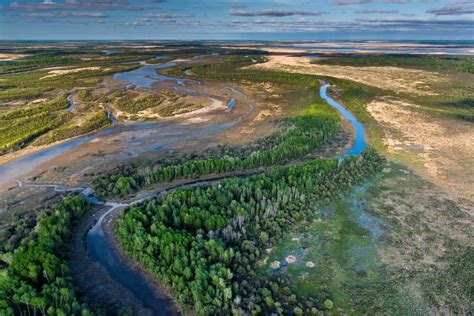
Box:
<box><xmin>82</xmin><ymin>82</ymin><xmax>367</xmax><ymax>314</ymax></box>
<box><xmin>320</xmin><ymin>82</ymin><xmax>366</xmax><ymax>156</ymax></box>
<box><xmin>0</xmin><ymin>61</ymin><xmax>231</xmax><ymax>185</ymax></box>
<box><xmin>5</xmin><ymin>80</ymin><xmax>367</xmax><ymax>314</ymax></box>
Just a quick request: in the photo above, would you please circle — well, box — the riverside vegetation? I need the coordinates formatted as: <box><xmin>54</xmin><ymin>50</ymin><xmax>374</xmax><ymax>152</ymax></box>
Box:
<box><xmin>0</xmin><ymin>196</ymin><xmax>93</xmax><ymax>315</ymax></box>
<box><xmin>93</xmin><ymin>67</ymin><xmax>384</xmax><ymax>313</ymax></box>
<box><xmin>92</xmin><ymin>57</ymin><xmax>340</xmax><ymax>196</ymax></box>
<box><xmin>116</xmin><ymin>150</ymin><xmax>383</xmax><ymax>315</ymax></box>
<box><xmin>0</xmin><ymin>80</ymin><xmax>384</xmax><ymax>314</ymax></box>
<box><xmin>92</xmin><ymin>94</ymin><xmax>341</xmax><ymax>197</ymax></box>
<box><xmin>315</xmin><ymin>55</ymin><xmax>474</xmax><ymax>122</ymax></box>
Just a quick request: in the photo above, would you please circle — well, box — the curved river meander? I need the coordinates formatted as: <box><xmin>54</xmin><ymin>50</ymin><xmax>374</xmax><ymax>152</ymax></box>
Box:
<box><xmin>1</xmin><ymin>63</ymin><xmax>366</xmax><ymax>314</ymax></box>
<box><xmin>84</xmin><ymin>82</ymin><xmax>367</xmax><ymax>314</ymax></box>
<box><xmin>320</xmin><ymin>82</ymin><xmax>366</xmax><ymax>156</ymax></box>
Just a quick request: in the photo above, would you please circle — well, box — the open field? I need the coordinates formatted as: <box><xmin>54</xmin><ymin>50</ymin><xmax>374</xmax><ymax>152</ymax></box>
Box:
<box><xmin>251</xmin><ymin>55</ymin><xmax>442</xmax><ymax>95</ymax></box>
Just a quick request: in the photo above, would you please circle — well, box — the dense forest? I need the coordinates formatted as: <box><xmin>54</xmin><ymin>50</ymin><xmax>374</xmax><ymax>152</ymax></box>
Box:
<box><xmin>93</xmin><ymin>98</ymin><xmax>342</xmax><ymax>197</ymax></box>
<box><xmin>116</xmin><ymin>150</ymin><xmax>384</xmax><ymax>315</ymax></box>
<box><xmin>0</xmin><ymin>196</ymin><xmax>92</xmax><ymax>315</ymax></box>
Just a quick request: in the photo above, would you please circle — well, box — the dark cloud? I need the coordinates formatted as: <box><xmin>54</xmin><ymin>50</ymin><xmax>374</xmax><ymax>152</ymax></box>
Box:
<box><xmin>228</xmin><ymin>9</ymin><xmax>326</xmax><ymax>17</ymax></box>
<box><xmin>427</xmin><ymin>1</ymin><xmax>474</xmax><ymax>15</ymax></box>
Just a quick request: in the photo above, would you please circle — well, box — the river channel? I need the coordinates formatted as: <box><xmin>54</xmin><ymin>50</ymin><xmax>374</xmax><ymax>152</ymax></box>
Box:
<box><xmin>83</xmin><ymin>82</ymin><xmax>367</xmax><ymax>314</ymax></box>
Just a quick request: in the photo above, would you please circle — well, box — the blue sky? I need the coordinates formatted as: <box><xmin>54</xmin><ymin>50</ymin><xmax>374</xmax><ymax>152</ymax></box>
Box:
<box><xmin>1</xmin><ymin>0</ymin><xmax>473</xmax><ymax>40</ymax></box>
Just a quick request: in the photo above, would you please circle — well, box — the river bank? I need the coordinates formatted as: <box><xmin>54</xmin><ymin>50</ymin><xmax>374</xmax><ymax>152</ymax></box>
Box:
<box><xmin>67</xmin><ymin>82</ymin><xmax>360</xmax><ymax>314</ymax></box>
<box><xmin>69</xmin><ymin>203</ymin><xmax>182</xmax><ymax>315</ymax></box>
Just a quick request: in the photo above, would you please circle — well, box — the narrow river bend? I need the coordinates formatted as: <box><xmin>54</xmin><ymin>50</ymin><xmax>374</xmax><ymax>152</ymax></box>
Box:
<box><xmin>82</xmin><ymin>82</ymin><xmax>368</xmax><ymax>314</ymax></box>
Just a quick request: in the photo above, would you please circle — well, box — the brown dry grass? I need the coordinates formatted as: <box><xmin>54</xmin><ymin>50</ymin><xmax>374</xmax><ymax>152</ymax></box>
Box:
<box><xmin>367</xmin><ymin>164</ymin><xmax>473</xmax><ymax>312</ymax></box>
<box><xmin>252</xmin><ymin>55</ymin><xmax>473</xmax><ymax>203</ymax></box>
<box><xmin>367</xmin><ymin>97</ymin><xmax>474</xmax><ymax>202</ymax></box>
<box><xmin>251</xmin><ymin>55</ymin><xmax>443</xmax><ymax>95</ymax></box>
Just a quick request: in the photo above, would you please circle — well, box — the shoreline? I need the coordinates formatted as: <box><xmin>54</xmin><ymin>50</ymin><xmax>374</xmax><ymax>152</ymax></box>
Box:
<box><xmin>67</xmin><ymin>126</ymin><xmax>350</xmax><ymax>314</ymax></box>
<box><xmin>68</xmin><ymin>204</ymin><xmax>182</xmax><ymax>315</ymax></box>
<box><xmin>104</xmin><ymin>205</ymin><xmax>184</xmax><ymax>315</ymax></box>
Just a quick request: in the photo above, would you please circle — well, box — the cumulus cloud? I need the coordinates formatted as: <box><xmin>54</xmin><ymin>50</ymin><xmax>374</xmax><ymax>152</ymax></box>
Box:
<box><xmin>228</xmin><ymin>9</ymin><xmax>326</xmax><ymax>17</ymax></box>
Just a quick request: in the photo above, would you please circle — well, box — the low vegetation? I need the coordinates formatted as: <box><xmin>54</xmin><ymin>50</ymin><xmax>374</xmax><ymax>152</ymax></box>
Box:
<box><xmin>315</xmin><ymin>55</ymin><xmax>474</xmax><ymax>122</ymax></box>
<box><xmin>317</xmin><ymin>54</ymin><xmax>474</xmax><ymax>74</ymax></box>
<box><xmin>0</xmin><ymin>97</ymin><xmax>70</xmax><ymax>154</ymax></box>
<box><xmin>3</xmin><ymin>44</ymin><xmax>470</xmax><ymax>315</ymax></box>
<box><xmin>111</xmin><ymin>92</ymin><xmax>163</xmax><ymax>114</ymax></box>
<box><xmin>38</xmin><ymin>109</ymin><xmax>111</xmax><ymax>144</ymax></box>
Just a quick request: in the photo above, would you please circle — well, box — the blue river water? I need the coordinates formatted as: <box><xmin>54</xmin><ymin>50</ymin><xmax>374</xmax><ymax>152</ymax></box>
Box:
<box><xmin>319</xmin><ymin>82</ymin><xmax>366</xmax><ymax>157</ymax></box>
<box><xmin>87</xmin><ymin>205</ymin><xmax>179</xmax><ymax>315</ymax></box>
<box><xmin>113</xmin><ymin>62</ymin><xmax>185</xmax><ymax>88</ymax></box>
<box><xmin>84</xmin><ymin>82</ymin><xmax>369</xmax><ymax>316</ymax></box>
<box><xmin>226</xmin><ymin>98</ymin><xmax>236</xmax><ymax>111</ymax></box>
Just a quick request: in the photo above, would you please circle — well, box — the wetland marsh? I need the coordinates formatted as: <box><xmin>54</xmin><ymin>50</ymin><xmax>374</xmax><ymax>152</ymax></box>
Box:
<box><xmin>0</xmin><ymin>41</ymin><xmax>472</xmax><ymax>316</ymax></box>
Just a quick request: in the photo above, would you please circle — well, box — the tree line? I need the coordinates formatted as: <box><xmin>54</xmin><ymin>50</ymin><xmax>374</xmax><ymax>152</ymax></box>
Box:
<box><xmin>93</xmin><ymin>101</ymin><xmax>341</xmax><ymax>197</ymax></box>
<box><xmin>116</xmin><ymin>149</ymin><xmax>384</xmax><ymax>315</ymax></box>
<box><xmin>0</xmin><ymin>97</ymin><xmax>70</xmax><ymax>154</ymax></box>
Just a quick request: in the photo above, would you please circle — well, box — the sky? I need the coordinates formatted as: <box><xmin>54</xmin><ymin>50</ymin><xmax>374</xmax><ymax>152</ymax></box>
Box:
<box><xmin>0</xmin><ymin>0</ymin><xmax>473</xmax><ymax>40</ymax></box>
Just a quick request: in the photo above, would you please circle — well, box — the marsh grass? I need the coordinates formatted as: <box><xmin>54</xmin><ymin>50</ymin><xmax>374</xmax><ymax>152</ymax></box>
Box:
<box><xmin>262</xmin><ymin>162</ymin><xmax>473</xmax><ymax>314</ymax></box>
